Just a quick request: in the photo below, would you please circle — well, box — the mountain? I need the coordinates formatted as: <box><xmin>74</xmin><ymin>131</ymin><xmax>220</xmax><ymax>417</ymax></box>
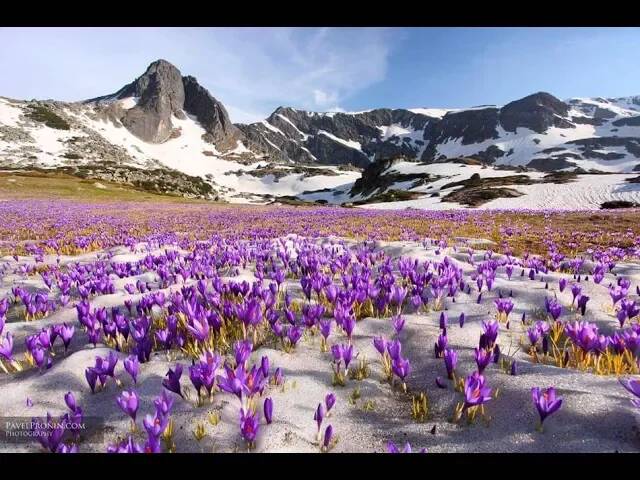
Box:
<box><xmin>1</xmin><ymin>59</ymin><xmax>640</xmax><ymax>208</ymax></box>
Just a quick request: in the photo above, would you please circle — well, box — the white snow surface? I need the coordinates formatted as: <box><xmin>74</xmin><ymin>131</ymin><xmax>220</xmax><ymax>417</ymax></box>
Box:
<box><xmin>359</xmin><ymin>162</ymin><xmax>640</xmax><ymax>211</ymax></box>
<box><xmin>119</xmin><ymin>97</ymin><xmax>139</xmax><ymax>110</ymax></box>
<box><xmin>317</xmin><ymin>130</ymin><xmax>362</xmax><ymax>151</ymax></box>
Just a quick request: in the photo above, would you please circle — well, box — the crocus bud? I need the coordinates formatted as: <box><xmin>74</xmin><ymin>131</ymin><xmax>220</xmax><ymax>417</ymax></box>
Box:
<box><xmin>261</xmin><ymin>356</ymin><xmax>270</xmax><ymax>379</ymax></box>
<box><xmin>325</xmin><ymin>393</ymin><xmax>336</xmax><ymax>413</ymax></box>
<box><xmin>314</xmin><ymin>403</ymin><xmax>324</xmax><ymax>431</ymax></box>
<box><xmin>323</xmin><ymin>424</ymin><xmax>333</xmax><ymax>449</ymax></box>
<box><xmin>264</xmin><ymin>397</ymin><xmax>273</xmax><ymax>424</ymax></box>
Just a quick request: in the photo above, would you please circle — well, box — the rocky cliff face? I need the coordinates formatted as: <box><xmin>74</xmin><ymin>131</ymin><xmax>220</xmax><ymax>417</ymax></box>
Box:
<box><xmin>85</xmin><ymin>60</ymin><xmax>246</xmax><ymax>153</ymax></box>
<box><xmin>182</xmin><ymin>75</ymin><xmax>242</xmax><ymax>151</ymax></box>
<box><xmin>240</xmin><ymin>107</ymin><xmax>436</xmax><ymax>168</ymax></box>
<box><xmin>88</xmin><ymin>59</ymin><xmax>186</xmax><ymax>143</ymax></box>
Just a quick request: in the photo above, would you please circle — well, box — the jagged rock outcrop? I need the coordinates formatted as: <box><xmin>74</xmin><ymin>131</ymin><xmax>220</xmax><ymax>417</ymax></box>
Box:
<box><xmin>85</xmin><ymin>60</ymin><xmax>244</xmax><ymax>152</ymax></box>
<box><xmin>92</xmin><ymin>59</ymin><xmax>186</xmax><ymax>143</ymax></box>
<box><xmin>499</xmin><ymin>92</ymin><xmax>573</xmax><ymax>133</ymax></box>
<box><xmin>182</xmin><ymin>75</ymin><xmax>242</xmax><ymax>151</ymax></box>
<box><xmin>241</xmin><ymin>107</ymin><xmax>436</xmax><ymax>168</ymax></box>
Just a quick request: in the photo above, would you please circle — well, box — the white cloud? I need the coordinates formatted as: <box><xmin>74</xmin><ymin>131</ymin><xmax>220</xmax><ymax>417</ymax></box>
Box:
<box><xmin>313</xmin><ymin>89</ymin><xmax>338</xmax><ymax>107</ymax></box>
<box><xmin>165</xmin><ymin>27</ymin><xmax>399</xmax><ymax>122</ymax></box>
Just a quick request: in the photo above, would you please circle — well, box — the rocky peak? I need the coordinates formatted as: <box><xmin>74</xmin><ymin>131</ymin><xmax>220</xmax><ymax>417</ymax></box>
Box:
<box><xmin>182</xmin><ymin>75</ymin><xmax>241</xmax><ymax>151</ymax></box>
<box><xmin>84</xmin><ymin>59</ymin><xmax>243</xmax><ymax>151</ymax></box>
<box><xmin>499</xmin><ymin>91</ymin><xmax>573</xmax><ymax>133</ymax></box>
<box><xmin>119</xmin><ymin>60</ymin><xmax>186</xmax><ymax>143</ymax></box>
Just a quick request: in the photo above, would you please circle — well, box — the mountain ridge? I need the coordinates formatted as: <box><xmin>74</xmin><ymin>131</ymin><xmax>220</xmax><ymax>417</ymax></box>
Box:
<box><xmin>1</xmin><ymin>59</ymin><xmax>640</xmax><ymax>208</ymax></box>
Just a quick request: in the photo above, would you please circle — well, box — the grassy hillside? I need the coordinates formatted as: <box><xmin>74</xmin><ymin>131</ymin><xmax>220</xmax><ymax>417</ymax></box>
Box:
<box><xmin>0</xmin><ymin>171</ymin><xmax>211</xmax><ymax>204</ymax></box>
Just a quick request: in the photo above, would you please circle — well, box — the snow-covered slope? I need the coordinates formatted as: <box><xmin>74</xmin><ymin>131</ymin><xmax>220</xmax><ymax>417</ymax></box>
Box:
<box><xmin>345</xmin><ymin>161</ymin><xmax>640</xmax><ymax>211</ymax></box>
<box><xmin>0</xmin><ymin>96</ymin><xmax>358</xmax><ymax>203</ymax></box>
<box><xmin>240</xmin><ymin>93</ymin><xmax>640</xmax><ymax>175</ymax></box>
<box><xmin>1</xmin><ymin>58</ymin><xmax>640</xmax><ymax>209</ymax></box>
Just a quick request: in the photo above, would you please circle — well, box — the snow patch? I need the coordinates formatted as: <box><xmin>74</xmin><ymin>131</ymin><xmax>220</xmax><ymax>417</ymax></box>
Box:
<box><xmin>317</xmin><ymin>130</ymin><xmax>362</xmax><ymax>151</ymax></box>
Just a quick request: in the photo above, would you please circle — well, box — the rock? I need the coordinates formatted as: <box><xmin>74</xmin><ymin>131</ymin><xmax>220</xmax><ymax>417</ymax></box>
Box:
<box><xmin>500</xmin><ymin>92</ymin><xmax>573</xmax><ymax>133</ymax></box>
<box><xmin>350</xmin><ymin>157</ymin><xmax>438</xmax><ymax>197</ymax></box>
<box><xmin>612</xmin><ymin>116</ymin><xmax>640</xmax><ymax>127</ymax></box>
<box><xmin>421</xmin><ymin>108</ymin><xmax>500</xmax><ymax>162</ymax></box>
<box><xmin>182</xmin><ymin>75</ymin><xmax>242</xmax><ymax>151</ymax></box>
<box><xmin>600</xmin><ymin>200</ymin><xmax>639</xmax><ymax>209</ymax></box>
<box><xmin>114</xmin><ymin>59</ymin><xmax>185</xmax><ymax>143</ymax></box>
<box><xmin>527</xmin><ymin>157</ymin><xmax>578</xmax><ymax>171</ymax></box>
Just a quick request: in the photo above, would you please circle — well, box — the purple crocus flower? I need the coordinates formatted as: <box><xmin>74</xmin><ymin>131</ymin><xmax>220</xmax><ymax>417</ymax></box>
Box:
<box><xmin>479</xmin><ymin>319</ymin><xmax>499</xmax><ymax>350</ymax></box>
<box><xmin>570</xmin><ymin>283</ymin><xmax>582</xmax><ymax>304</ymax></box>
<box><xmin>116</xmin><ymin>390</ymin><xmax>139</xmax><ymax>422</ymax></box>
<box><xmin>124</xmin><ymin>355</ymin><xmax>139</xmax><ymax>384</ymax></box>
<box><xmin>143</xmin><ymin>412</ymin><xmax>169</xmax><ymax>440</ymax></box>
<box><xmin>609</xmin><ymin>286</ymin><xmax>626</xmax><ymax>307</ymax></box>
<box><xmin>234</xmin><ymin>340</ymin><xmax>253</xmax><ymax>367</ymax></box>
<box><xmin>434</xmin><ymin>333</ymin><xmax>448</xmax><ymax>358</ymax></box>
<box><xmin>85</xmin><ymin>367</ymin><xmax>98</xmax><ymax>393</ymax></box>
<box><xmin>392</xmin><ymin>315</ymin><xmax>405</xmax><ymax>335</ymax></box>
<box><xmin>474</xmin><ymin>347</ymin><xmax>492</xmax><ymax>374</ymax></box>
<box><xmin>323</xmin><ymin>425</ymin><xmax>333</xmax><ymax>450</ymax></box>
<box><xmin>108</xmin><ymin>436</ymin><xmax>144</xmax><ymax>454</ymax></box>
<box><xmin>373</xmin><ymin>336</ymin><xmax>387</xmax><ymax>355</ymax></box>
<box><xmin>287</xmin><ymin>325</ymin><xmax>303</xmax><ymax>347</ymax></box>
<box><xmin>264</xmin><ymin>397</ymin><xmax>274</xmax><ymax>424</ymax></box>
<box><xmin>342</xmin><ymin>344</ymin><xmax>354</xmax><ymax>369</ymax></box>
<box><xmin>314</xmin><ymin>403</ymin><xmax>324</xmax><ymax>432</ymax></box>
<box><xmin>390</xmin><ymin>285</ymin><xmax>407</xmax><ymax>308</ymax></box>
<box><xmin>319</xmin><ymin>319</ymin><xmax>332</xmax><ymax>340</ymax></box>
<box><xmin>0</xmin><ymin>332</ymin><xmax>13</xmax><ymax>360</ymax></box>
<box><xmin>559</xmin><ymin>278</ymin><xmax>567</xmax><ymax>292</ymax></box>
<box><xmin>527</xmin><ymin>326</ymin><xmax>540</xmax><ymax>346</ymax></box>
<box><xmin>545</xmin><ymin>298</ymin><xmax>562</xmax><ymax>321</ymax></box>
<box><xmin>57</xmin><ymin>323</ymin><xmax>74</xmax><ymax>352</ymax></box>
<box><xmin>154</xmin><ymin>391</ymin><xmax>174</xmax><ymax>417</ymax></box>
<box><xmin>325</xmin><ymin>392</ymin><xmax>336</xmax><ymax>413</ymax></box>
<box><xmin>392</xmin><ymin>356</ymin><xmax>411</xmax><ymax>381</ymax></box>
<box><xmin>387</xmin><ymin>441</ymin><xmax>426</xmax><ymax>453</ymax></box>
<box><xmin>531</xmin><ymin>387</ymin><xmax>563</xmax><ymax>427</ymax></box>
<box><xmin>186</xmin><ymin>316</ymin><xmax>210</xmax><ymax>343</ymax></box>
<box><xmin>273</xmin><ymin>367</ymin><xmax>284</xmax><ymax>386</ymax></box>
<box><xmin>576</xmin><ymin>294</ymin><xmax>590</xmax><ymax>316</ymax></box>
<box><xmin>443</xmin><ymin>348</ymin><xmax>457</xmax><ymax>379</ymax></box>
<box><xmin>217</xmin><ymin>364</ymin><xmax>246</xmax><ymax>399</ymax></box>
<box><xmin>439</xmin><ymin>312</ymin><xmax>448</xmax><ymax>330</ymax></box>
<box><xmin>619</xmin><ymin>378</ymin><xmax>640</xmax><ymax>408</ymax></box>
<box><xmin>260</xmin><ymin>356</ymin><xmax>270</xmax><ymax>379</ymax></box>
<box><xmin>57</xmin><ymin>443</ymin><xmax>78</xmax><ymax>453</ymax></box>
<box><xmin>463</xmin><ymin>372</ymin><xmax>492</xmax><ymax>409</ymax></box>
<box><xmin>494</xmin><ymin>298</ymin><xmax>514</xmax><ymax>318</ymax></box>
<box><xmin>341</xmin><ymin>312</ymin><xmax>356</xmax><ymax>340</ymax></box>
<box><xmin>162</xmin><ymin>364</ymin><xmax>184</xmax><ymax>398</ymax></box>
<box><xmin>387</xmin><ymin>339</ymin><xmax>402</xmax><ymax>359</ymax></box>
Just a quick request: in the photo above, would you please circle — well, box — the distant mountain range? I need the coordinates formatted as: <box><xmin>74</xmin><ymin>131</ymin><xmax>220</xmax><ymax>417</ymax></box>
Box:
<box><xmin>1</xmin><ymin>59</ymin><xmax>639</xmax><ymax>209</ymax></box>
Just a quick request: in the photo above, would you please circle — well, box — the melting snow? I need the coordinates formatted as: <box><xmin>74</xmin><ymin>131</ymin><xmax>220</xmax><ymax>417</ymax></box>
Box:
<box><xmin>317</xmin><ymin>130</ymin><xmax>362</xmax><ymax>151</ymax></box>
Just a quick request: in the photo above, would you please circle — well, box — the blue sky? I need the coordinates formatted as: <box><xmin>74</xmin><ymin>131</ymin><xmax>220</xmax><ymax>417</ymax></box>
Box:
<box><xmin>0</xmin><ymin>27</ymin><xmax>639</xmax><ymax>123</ymax></box>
